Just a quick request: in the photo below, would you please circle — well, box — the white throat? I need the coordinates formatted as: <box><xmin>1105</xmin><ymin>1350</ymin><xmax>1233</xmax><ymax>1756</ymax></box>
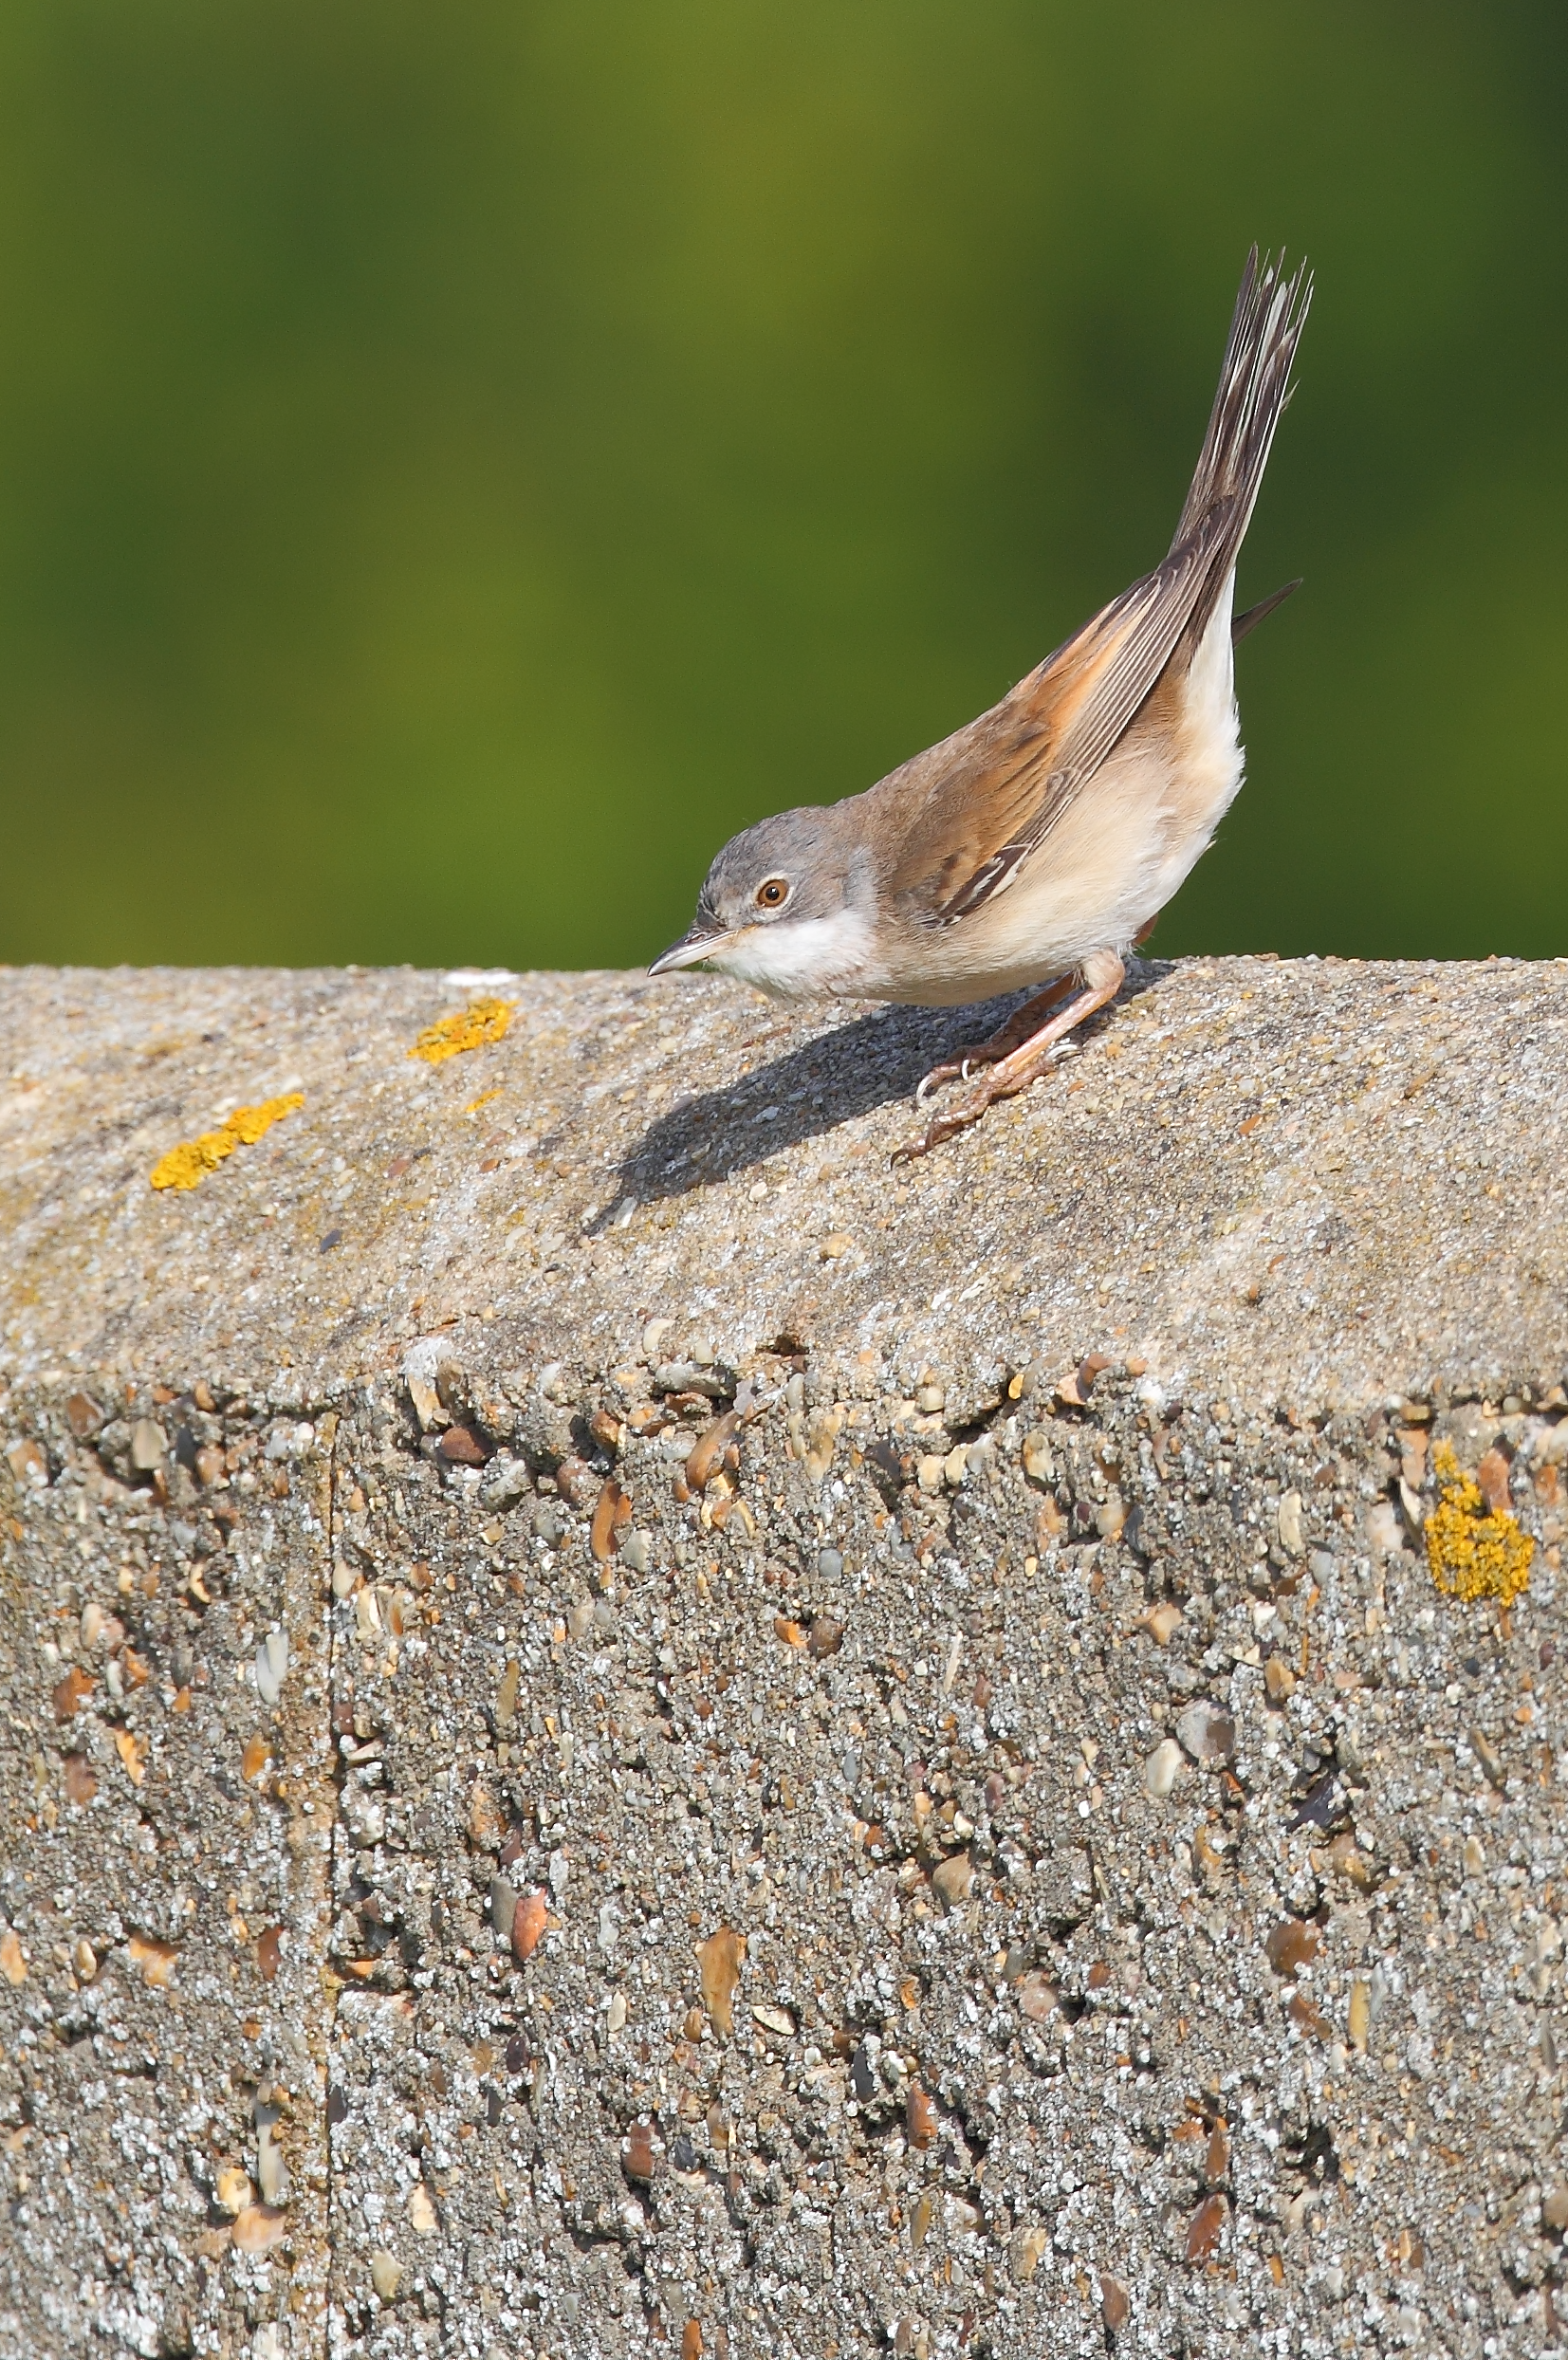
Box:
<box><xmin>705</xmin><ymin>908</ymin><xmax>880</xmax><ymax>1000</ymax></box>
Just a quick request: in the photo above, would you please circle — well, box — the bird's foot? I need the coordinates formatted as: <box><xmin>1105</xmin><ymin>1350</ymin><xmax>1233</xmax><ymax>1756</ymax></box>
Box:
<box><xmin>895</xmin><ymin>1047</ymin><xmax>1065</xmax><ymax>1162</ymax></box>
<box><xmin>912</xmin><ymin>976</ymin><xmax>1078</xmax><ymax>1107</ymax></box>
<box><xmin>893</xmin><ymin>954</ymin><xmax>1126</xmax><ymax>1163</ymax></box>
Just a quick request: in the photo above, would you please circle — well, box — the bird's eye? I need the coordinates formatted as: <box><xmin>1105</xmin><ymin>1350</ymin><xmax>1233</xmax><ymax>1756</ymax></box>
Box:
<box><xmin>755</xmin><ymin>877</ymin><xmax>790</xmax><ymax>911</ymax></box>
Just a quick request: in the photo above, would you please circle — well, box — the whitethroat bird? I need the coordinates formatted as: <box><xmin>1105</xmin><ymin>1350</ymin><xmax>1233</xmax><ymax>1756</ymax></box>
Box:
<box><xmin>652</xmin><ymin>248</ymin><xmax>1311</xmax><ymax>1159</ymax></box>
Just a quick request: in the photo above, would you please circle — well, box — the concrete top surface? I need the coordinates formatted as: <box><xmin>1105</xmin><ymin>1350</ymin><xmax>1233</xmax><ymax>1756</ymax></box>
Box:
<box><xmin>1</xmin><ymin>956</ymin><xmax>1564</xmax><ymax>1410</ymax></box>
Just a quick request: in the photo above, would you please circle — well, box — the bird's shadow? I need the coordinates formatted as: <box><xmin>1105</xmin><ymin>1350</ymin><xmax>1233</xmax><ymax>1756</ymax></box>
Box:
<box><xmin>594</xmin><ymin>960</ymin><xmax>1171</xmax><ymax>1225</ymax></box>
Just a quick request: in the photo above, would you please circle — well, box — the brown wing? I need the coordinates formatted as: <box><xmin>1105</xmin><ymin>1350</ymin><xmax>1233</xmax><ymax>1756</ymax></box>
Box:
<box><xmin>884</xmin><ymin>248</ymin><xmax>1310</xmax><ymax>931</ymax></box>
<box><xmin>884</xmin><ymin>498</ymin><xmax>1235</xmax><ymax>924</ymax></box>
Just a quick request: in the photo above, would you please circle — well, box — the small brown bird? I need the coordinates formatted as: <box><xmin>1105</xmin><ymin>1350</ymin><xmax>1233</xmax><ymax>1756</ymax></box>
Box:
<box><xmin>652</xmin><ymin>248</ymin><xmax>1311</xmax><ymax>1156</ymax></box>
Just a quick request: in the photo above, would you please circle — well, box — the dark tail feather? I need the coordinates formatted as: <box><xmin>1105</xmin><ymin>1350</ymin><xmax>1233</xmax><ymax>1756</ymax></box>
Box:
<box><xmin>1171</xmin><ymin>248</ymin><xmax>1312</xmax><ymax>579</ymax></box>
<box><xmin>1231</xmin><ymin>577</ymin><xmax>1301</xmax><ymax>644</ymax></box>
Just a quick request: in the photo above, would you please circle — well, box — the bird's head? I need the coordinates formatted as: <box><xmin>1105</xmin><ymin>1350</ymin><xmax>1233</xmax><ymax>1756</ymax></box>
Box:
<box><xmin>649</xmin><ymin>805</ymin><xmax>879</xmax><ymax>999</ymax></box>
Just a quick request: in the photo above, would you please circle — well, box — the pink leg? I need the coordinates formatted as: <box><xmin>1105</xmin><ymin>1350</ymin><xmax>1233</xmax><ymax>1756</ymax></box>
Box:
<box><xmin>893</xmin><ymin>950</ymin><xmax>1127</xmax><ymax>1163</ymax></box>
<box><xmin>913</xmin><ymin>972</ymin><xmax>1079</xmax><ymax>1107</ymax></box>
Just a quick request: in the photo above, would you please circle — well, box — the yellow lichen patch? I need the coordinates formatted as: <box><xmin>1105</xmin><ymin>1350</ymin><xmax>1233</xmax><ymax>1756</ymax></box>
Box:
<box><xmin>463</xmin><ymin>1088</ymin><xmax>504</xmax><ymax>1117</ymax></box>
<box><xmin>1426</xmin><ymin>1440</ymin><xmax>1533</xmax><ymax>1606</ymax></box>
<box><xmin>150</xmin><ymin>1095</ymin><xmax>304</xmax><ymax>1191</ymax></box>
<box><xmin>409</xmin><ymin>998</ymin><xmax>514</xmax><ymax>1065</ymax></box>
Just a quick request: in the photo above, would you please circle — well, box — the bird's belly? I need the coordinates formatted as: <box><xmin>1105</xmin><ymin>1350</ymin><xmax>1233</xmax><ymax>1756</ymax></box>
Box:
<box><xmin>875</xmin><ymin>743</ymin><xmax>1184</xmax><ymax>1005</ymax></box>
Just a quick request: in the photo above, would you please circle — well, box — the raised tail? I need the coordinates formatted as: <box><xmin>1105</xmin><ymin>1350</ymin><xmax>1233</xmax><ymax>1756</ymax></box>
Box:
<box><xmin>1171</xmin><ymin>247</ymin><xmax>1312</xmax><ymax>589</ymax></box>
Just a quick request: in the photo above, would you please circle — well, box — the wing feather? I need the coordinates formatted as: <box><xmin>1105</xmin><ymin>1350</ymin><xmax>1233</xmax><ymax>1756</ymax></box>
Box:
<box><xmin>882</xmin><ymin>249</ymin><xmax>1310</xmax><ymax>931</ymax></box>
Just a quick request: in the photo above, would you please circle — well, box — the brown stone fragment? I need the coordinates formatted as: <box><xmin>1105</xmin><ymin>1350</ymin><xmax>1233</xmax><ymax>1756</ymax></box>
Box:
<box><xmin>695</xmin><ymin>1925</ymin><xmax>746</xmax><ymax>2037</ymax></box>
<box><xmin>681</xmin><ymin>2324</ymin><xmax>703</xmax><ymax>2360</ymax></box>
<box><xmin>621</xmin><ymin>2118</ymin><xmax>658</xmax><ymax>2183</ymax></box>
<box><xmin>52</xmin><ymin>1666</ymin><xmax>92</xmax><ymax>1720</ymax></box>
<box><xmin>242</xmin><ymin>1733</ymin><xmax>271</xmax><ymax>1784</ymax></box>
<box><xmin>468</xmin><ymin>1779</ymin><xmax>504</xmax><ymax>1849</ymax></box>
<box><xmin>1477</xmin><ymin>1447</ymin><xmax>1513</xmax><ymax>1515</ymax></box>
<box><xmin>1264</xmin><ymin>1918</ymin><xmax>1319</xmax><ymax>1977</ymax></box>
<box><xmin>1100</xmin><ymin>2275</ymin><xmax>1131</xmax><ymax>2333</ymax></box>
<box><xmin>931</xmin><ymin>1852</ymin><xmax>974</xmax><ymax>1910</ymax></box>
<box><xmin>0</xmin><ymin>1928</ymin><xmax>25</xmax><ymax>1986</ymax></box>
<box><xmin>1057</xmin><ymin>1353</ymin><xmax>1113</xmax><ymax>1408</ymax></box>
<box><xmin>1287</xmin><ymin>1992</ymin><xmax>1330</xmax><ymax>2039</ymax></box>
<box><xmin>7</xmin><ymin>1438</ymin><xmax>48</xmax><ymax>1487</ymax></box>
<box><xmin>1325</xmin><ymin>1831</ymin><xmax>1375</xmax><ymax>1889</ymax></box>
<box><xmin>590</xmin><ymin>1478</ymin><xmax>632</xmax><ymax>1563</ymax></box>
<box><xmin>214</xmin><ymin>2166</ymin><xmax>251</xmax><ymax>2217</ymax></box>
<box><xmin>1205</xmin><ymin>2120</ymin><xmax>1229</xmax><ymax>2185</ymax></box>
<box><xmin>1264</xmin><ymin>1653</ymin><xmax>1296</xmax><ymax>1703</ymax></box>
<box><xmin>65</xmin><ymin>1392</ymin><xmax>103</xmax><ymax>1439</ymax></box>
<box><xmin>1185</xmin><ymin>2191</ymin><xmax>1227</xmax><ymax>2263</ymax></box>
<box><xmin>231</xmin><ymin>2204</ymin><xmax>287</xmax><ymax>2254</ymax></box>
<box><xmin>686</xmin><ymin>1412</ymin><xmax>739</xmax><ymax>1492</ymax></box>
<box><xmin>511</xmin><ymin>1890</ymin><xmax>547</xmax><ymax>1962</ymax></box>
<box><xmin>437</xmin><ymin>1423</ymin><xmax>489</xmax><ymax>1466</ymax></box>
<box><xmin>63</xmin><ymin>1753</ymin><xmax>97</xmax><ymax>1806</ymax></box>
<box><xmin>554</xmin><ymin>1455</ymin><xmax>592</xmax><ymax>1505</ymax></box>
<box><xmin>808</xmin><ymin>1615</ymin><xmax>844</xmax><ymax>1658</ymax></box>
<box><xmin>906</xmin><ymin>2083</ymin><xmax>937</xmax><ymax>2149</ymax></box>
<box><xmin>588</xmin><ymin>1408</ymin><xmax>623</xmax><ymax>1456</ymax></box>
<box><xmin>256</xmin><ymin>1927</ymin><xmax>283</xmax><ymax>1982</ymax></box>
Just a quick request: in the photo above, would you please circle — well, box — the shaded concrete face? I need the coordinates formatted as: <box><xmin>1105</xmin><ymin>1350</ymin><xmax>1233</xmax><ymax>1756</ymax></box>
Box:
<box><xmin>2</xmin><ymin>959</ymin><xmax>1567</xmax><ymax>2359</ymax></box>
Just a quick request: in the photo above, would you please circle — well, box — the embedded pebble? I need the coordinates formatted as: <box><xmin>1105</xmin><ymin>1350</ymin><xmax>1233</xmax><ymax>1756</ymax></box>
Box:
<box><xmin>1144</xmin><ymin>1739</ymin><xmax>1184</xmax><ymax>1798</ymax></box>
<box><xmin>1175</xmin><ymin>1700</ymin><xmax>1235</xmax><ymax>1766</ymax></box>
<box><xmin>1020</xmin><ymin>1431</ymin><xmax>1055</xmax><ymax>1484</ymax></box>
<box><xmin>370</xmin><ymin>2251</ymin><xmax>403</xmax><ymax>2302</ymax></box>
<box><xmin>231</xmin><ymin>2204</ymin><xmax>286</xmax><ymax>2255</ymax></box>
<box><xmin>214</xmin><ymin>2166</ymin><xmax>251</xmax><ymax>2217</ymax></box>
<box><xmin>931</xmin><ymin>1852</ymin><xmax>973</xmax><ymax>1909</ymax></box>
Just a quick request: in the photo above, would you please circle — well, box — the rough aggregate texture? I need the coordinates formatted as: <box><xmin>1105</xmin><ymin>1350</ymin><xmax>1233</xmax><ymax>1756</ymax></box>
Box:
<box><xmin>2</xmin><ymin>957</ymin><xmax>1567</xmax><ymax>2360</ymax></box>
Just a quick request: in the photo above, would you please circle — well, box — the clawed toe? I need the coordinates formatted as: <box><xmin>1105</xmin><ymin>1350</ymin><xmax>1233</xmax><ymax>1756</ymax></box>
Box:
<box><xmin>895</xmin><ymin>961</ymin><xmax>1124</xmax><ymax>1161</ymax></box>
<box><xmin>913</xmin><ymin>1060</ymin><xmax>968</xmax><ymax>1107</ymax></box>
<box><xmin>913</xmin><ymin>1044</ymin><xmax>1010</xmax><ymax>1105</ymax></box>
<box><xmin>894</xmin><ymin>1080</ymin><xmax>1001</xmax><ymax>1163</ymax></box>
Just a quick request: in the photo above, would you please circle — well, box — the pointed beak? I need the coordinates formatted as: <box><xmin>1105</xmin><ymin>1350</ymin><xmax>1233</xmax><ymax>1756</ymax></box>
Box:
<box><xmin>649</xmin><ymin>920</ymin><xmax>729</xmax><ymax>977</ymax></box>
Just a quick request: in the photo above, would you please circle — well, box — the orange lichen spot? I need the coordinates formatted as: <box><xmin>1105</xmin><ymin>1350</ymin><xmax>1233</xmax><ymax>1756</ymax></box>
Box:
<box><xmin>1426</xmin><ymin>1441</ymin><xmax>1533</xmax><ymax>1606</ymax></box>
<box><xmin>462</xmin><ymin>1087</ymin><xmax>505</xmax><ymax>1115</ymax></box>
<box><xmin>409</xmin><ymin>998</ymin><xmax>514</xmax><ymax>1065</ymax></box>
<box><xmin>150</xmin><ymin>1094</ymin><xmax>304</xmax><ymax>1191</ymax></box>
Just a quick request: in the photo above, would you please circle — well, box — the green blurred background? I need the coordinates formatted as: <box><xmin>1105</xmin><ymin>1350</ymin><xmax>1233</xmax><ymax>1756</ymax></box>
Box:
<box><xmin>1</xmin><ymin>2</ymin><xmax>1564</xmax><ymax>971</ymax></box>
